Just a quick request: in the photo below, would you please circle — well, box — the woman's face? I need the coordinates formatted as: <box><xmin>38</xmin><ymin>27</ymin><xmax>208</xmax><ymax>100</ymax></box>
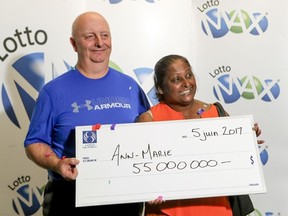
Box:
<box><xmin>159</xmin><ymin>59</ymin><xmax>196</xmax><ymax>106</ymax></box>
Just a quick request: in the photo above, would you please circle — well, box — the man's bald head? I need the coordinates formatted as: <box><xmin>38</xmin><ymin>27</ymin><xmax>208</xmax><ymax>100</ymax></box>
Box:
<box><xmin>71</xmin><ymin>12</ymin><xmax>110</xmax><ymax>39</ymax></box>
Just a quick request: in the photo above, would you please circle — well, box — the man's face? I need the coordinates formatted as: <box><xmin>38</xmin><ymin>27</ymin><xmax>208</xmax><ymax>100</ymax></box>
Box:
<box><xmin>71</xmin><ymin>13</ymin><xmax>112</xmax><ymax>65</ymax></box>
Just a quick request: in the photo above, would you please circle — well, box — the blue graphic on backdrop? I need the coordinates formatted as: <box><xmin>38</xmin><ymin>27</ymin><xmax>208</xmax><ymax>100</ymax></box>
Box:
<box><xmin>12</xmin><ymin>184</ymin><xmax>43</xmax><ymax>216</ymax></box>
<box><xmin>249</xmin><ymin>13</ymin><xmax>269</xmax><ymax>35</ymax></box>
<box><xmin>133</xmin><ymin>67</ymin><xmax>158</xmax><ymax>105</ymax></box>
<box><xmin>201</xmin><ymin>9</ymin><xmax>230</xmax><ymax>38</ymax></box>
<box><xmin>213</xmin><ymin>74</ymin><xmax>280</xmax><ymax>103</ymax></box>
<box><xmin>2</xmin><ymin>53</ymin><xmax>72</xmax><ymax>129</ymax></box>
<box><xmin>2</xmin><ymin>53</ymin><xmax>44</xmax><ymax>129</ymax></box>
<box><xmin>259</xmin><ymin>145</ymin><xmax>269</xmax><ymax>166</ymax></box>
<box><xmin>201</xmin><ymin>8</ymin><xmax>268</xmax><ymax>38</ymax></box>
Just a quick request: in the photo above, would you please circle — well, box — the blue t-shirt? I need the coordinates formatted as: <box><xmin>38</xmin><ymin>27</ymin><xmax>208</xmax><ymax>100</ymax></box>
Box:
<box><xmin>24</xmin><ymin>67</ymin><xmax>150</xmax><ymax>179</ymax></box>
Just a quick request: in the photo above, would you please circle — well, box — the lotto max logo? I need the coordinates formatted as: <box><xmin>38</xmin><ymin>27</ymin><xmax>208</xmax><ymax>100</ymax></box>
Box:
<box><xmin>213</xmin><ymin>74</ymin><xmax>280</xmax><ymax>103</ymax></box>
<box><xmin>12</xmin><ymin>184</ymin><xmax>43</xmax><ymax>215</ymax></box>
<box><xmin>2</xmin><ymin>53</ymin><xmax>44</xmax><ymax>129</ymax></box>
<box><xmin>107</xmin><ymin>0</ymin><xmax>156</xmax><ymax>4</ymax></box>
<box><xmin>82</xmin><ymin>131</ymin><xmax>97</xmax><ymax>144</ymax></box>
<box><xmin>201</xmin><ymin>8</ymin><xmax>269</xmax><ymax>38</ymax></box>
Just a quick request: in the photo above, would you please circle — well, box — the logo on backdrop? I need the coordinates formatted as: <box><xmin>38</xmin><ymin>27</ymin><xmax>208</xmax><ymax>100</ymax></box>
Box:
<box><xmin>197</xmin><ymin>1</ymin><xmax>269</xmax><ymax>38</ymax></box>
<box><xmin>106</xmin><ymin>0</ymin><xmax>157</xmax><ymax>4</ymax></box>
<box><xmin>0</xmin><ymin>27</ymin><xmax>47</xmax><ymax>62</ymax></box>
<box><xmin>210</xmin><ymin>65</ymin><xmax>280</xmax><ymax>104</ymax></box>
<box><xmin>2</xmin><ymin>53</ymin><xmax>71</xmax><ymax>129</ymax></box>
<box><xmin>2</xmin><ymin>53</ymin><xmax>44</xmax><ymax>129</ymax></box>
<box><xmin>210</xmin><ymin>65</ymin><xmax>271</xmax><ymax>166</ymax></box>
<box><xmin>8</xmin><ymin>175</ymin><xmax>44</xmax><ymax>215</ymax></box>
<box><xmin>1</xmin><ymin>26</ymin><xmax>48</xmax><ymax>129</ymax></box>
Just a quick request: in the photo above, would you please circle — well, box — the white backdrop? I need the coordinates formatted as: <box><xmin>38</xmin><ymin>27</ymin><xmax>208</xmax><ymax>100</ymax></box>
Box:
<box><xmin>0</xmin><ymin>0</ymin><xmax>287</xmax><ymax>215</ymax></box>
<box><xmin>192</xmin><ymin>1</ymin><xmax>288</xmax><ymax>215</ymax></box>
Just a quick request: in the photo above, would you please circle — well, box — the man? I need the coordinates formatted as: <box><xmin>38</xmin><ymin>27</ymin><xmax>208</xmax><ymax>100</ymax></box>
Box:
<box><xmin>24</xmin><ymin>11</ymin><xmax>150</xmax><ymax>215</ymax></box>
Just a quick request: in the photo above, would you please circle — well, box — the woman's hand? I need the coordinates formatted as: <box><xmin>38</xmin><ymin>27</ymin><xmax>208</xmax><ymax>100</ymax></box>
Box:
<box><xmin>253</xmin><ymin>123</ymin><xmax>265</xmax><ymax>145</ymax></box>
<box><xmin>148</xmin><ymin>196</ymin><xmax>165</xmax><ymax>205</ymax></box>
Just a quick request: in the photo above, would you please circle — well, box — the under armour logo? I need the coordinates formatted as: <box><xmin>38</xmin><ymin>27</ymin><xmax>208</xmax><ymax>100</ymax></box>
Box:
<box><xmin>71</xmin><ymin>100</ymin><xmax>93</xmax><ymax>113</ymax></box>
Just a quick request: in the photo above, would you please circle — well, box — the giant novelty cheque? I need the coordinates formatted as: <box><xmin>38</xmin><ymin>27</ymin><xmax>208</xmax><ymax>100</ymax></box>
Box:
<box><xmin>75</xmin><ymin>115</ymin><xmax>266</xmax><ymax>207</ymax></box>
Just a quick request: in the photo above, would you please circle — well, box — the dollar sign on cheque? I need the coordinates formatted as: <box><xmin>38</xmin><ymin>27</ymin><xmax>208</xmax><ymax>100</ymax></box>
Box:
<box><xmin>250</xmin><ymin>155</ymin><xmax>254</xmax><ymax>165</ymax></box>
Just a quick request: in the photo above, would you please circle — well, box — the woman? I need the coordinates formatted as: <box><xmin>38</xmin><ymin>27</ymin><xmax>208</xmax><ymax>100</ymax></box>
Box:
<box><xmin>136</xmin><ymin>54</ymin><xmax>264</xmax><ymax>216</ymax></box>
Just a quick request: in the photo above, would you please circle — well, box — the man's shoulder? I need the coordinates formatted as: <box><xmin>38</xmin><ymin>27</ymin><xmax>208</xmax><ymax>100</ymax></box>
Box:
<box><xmin>109</xmin><ymin>67</ymin><xmax>135</xmax><ymax>82</ymax></box>
<box><xmin>44</xmin><ymin>69</ymin><xmax>76</xmax><ymax>87</ymax></box>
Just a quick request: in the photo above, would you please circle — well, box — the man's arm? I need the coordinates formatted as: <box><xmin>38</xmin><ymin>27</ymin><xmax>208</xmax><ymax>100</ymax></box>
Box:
<box><xmin>25</xmin><ymin>143</ymin><xmax>80</xmax><ymax>180</ymax></box>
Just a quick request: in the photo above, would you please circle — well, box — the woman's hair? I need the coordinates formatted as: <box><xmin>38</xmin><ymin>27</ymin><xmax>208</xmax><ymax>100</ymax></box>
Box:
<box><xmin>154</xmin><ymin>54</ymin><xmax>191</xmax><ymax>101</ymax></box>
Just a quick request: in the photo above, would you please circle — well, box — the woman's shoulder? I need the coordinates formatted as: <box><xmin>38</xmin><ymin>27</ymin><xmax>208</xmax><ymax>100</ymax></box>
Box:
<box><xmin>196</xmin><ymin>100</ymin><xmax>229</xmax><ymax>117</ymax></box>
<box><xmin>136</xmin><ymin>110</ymin><xmax>153</xmax><ymax>122</ymax></box>
<box><xmin>195</xmin><ymin>99</ymin><xmax>212</xmax><ymax>111</ymax></box>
